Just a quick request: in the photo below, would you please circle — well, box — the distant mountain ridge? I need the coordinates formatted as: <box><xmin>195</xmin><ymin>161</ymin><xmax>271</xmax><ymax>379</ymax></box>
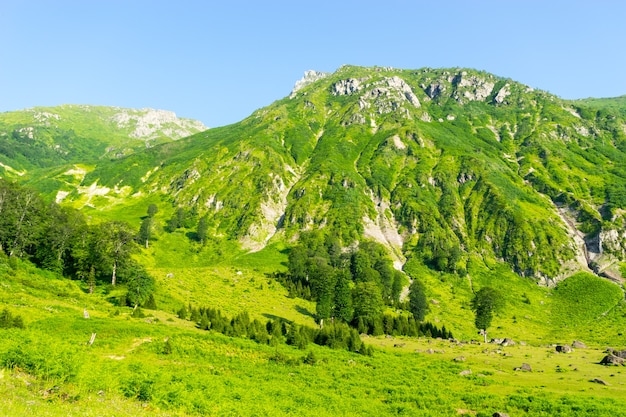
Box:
<box><xmin>4</xmin><ymin>66</ymin><xmax>626</xmax><ymax>283</ymax></box>
<box><xmin>0</xmin><ymin>104</ymin><xmax>207</xmax><ymax>175</ymax></box>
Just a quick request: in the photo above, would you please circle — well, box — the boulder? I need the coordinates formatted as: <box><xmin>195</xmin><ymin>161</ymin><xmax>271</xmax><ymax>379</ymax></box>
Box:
<box><xmin>556</xmin><ymin>345</ymin><xmax>573</xmax><ymax>353</ymax></box>
<box><xmin>453</xmin><ymin>356</ymin><xmax>466</xmax><ymax>362</ymax></box>
<box><xmin>592</xmin><ymin>378</ymin><xmax>609</xmax><ymax>386</ymax></box>
<box><xmin>514</xmin><ymin>363</ymin><xmax>532</xmax><ymax>372</ymax></box>
<box><xmin>600</xmin><ymin>354</ymin><xmax>625</xmax><ymax>366</ymax></box>
<box><xmin>572</xmin><ymin>340</ymin><xmax>587</xmax><ymax>349</ymax></box>
<box><xmin>605</xmin><ymin>348</ymin><xmax>626</xmax><ymax>358</ymax></box>
<box><xmin>501</xmin><ymin>338</ymin><xmax>516</xmax><ymax>346</ymax></box>
<box><xmin>459</xmin><ymin>369</ymin><xmax>472</xmax><ymax>376</ymax></box>
<box><xmin>493</xmin><ymin>412</ymin><xmax>510</xmax><ymax>417</ymax></box>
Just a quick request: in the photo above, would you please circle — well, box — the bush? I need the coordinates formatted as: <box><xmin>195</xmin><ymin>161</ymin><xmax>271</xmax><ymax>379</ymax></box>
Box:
<box><xmin>0</xmin><ymin>308</ymin><xmax>25</xmax><ymax>329</ymax></box>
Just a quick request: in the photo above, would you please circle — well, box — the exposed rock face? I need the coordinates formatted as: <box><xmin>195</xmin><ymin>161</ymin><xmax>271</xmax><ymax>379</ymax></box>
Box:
<box><xmin>111</xmin><ymin>109</ymin><xmax>207</xmax><ymax>140</ymax></box>
<box><xmin>453</xmin><ymin>72</ymin><xmax>495</xmax><ymax>102</ymax></box>
<box><xmin>424</xmin><ymin>82</ymin><xmax>444</xmax><ymax>99</ymax></box>
<box><xmin>290</xmin><ymin>70</ymin><xmax>330</xmax><ymax>97</ymax></box>
<box><xmin>331</xmin><ymin>78</ymin><xmax>364</xmax><ymax>96</ymax></box>
<box><xmin>494</xmin><ymin>84</ymin><xmax>511</xmax><ymax>104</ymax></box>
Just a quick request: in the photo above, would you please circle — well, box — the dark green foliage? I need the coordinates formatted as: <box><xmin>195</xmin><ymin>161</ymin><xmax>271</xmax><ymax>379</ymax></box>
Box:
<box><xmin>333</xmin><ymin>269</ymin><xmax>353</xmax><ymax>322</ymax></box>
<box><xmin>176</xmin><ymin>305</ymin><xmax>188</xmax><ymax>320</ymax></box>
<box><xmin>181</xmin><ymin>303</ymin><xmax>369</xmax><ymax>355</ymax></box>
<box><xmin>138</xmin><ymin>217</ymin><xmax>153</xmax><ymax>248</ymax></box>
<box><xmin>143</xmin><ymin>293</ymin><xmax>157</xmax><ymax>310</ymax></box>
<box><xmin>0</xmin><ymin>179</ymin><xmax>141</xmax><ymax>291</ymax></box>
<box><xmin>471</xmin><ymin>287</ymin><xmax>505</xmax><ymax>332</ymax></box>
<box><xmin>408</xmin><ymin>279</ymin><xmax>429</xmax><ymax>321</ymax></box>
<box><xmin>126</xmin><ymin>265</ymin><xmax>155</xmax><ymax>308</ymax></box>
<box><xmin>0</xmin><ymin>308</ymin><xmax>25</xmax><ymax>329</ymax></box>
<box><xmin>196</xmin><ymin>215</ymin><xmax>209</xmax><ymax>244</ymax></box>
<box><xmin>147</xmin><ymin>204</ymin><xmax>158</xmax><ymax>218</ymax></box>
<box><xmin>352</xmin><ymin>281</ymin><xmax>383</xmax><ymax>321</ymax></box>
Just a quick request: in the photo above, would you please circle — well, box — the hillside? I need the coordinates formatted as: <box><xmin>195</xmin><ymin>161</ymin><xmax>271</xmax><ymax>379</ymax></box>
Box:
<box><xmin>49</xmin><ymin>65</ymin><xmax>626</xmax><ymax>283</ymax></box>
<box><xmin>0</xmin><ymin>105</ymin><xmax>207</xmax><ymax>176</ymax></box>
<box><xmin>2</xmin><ymin>66</ymin><xmax>626</xmax><ymax>416</ymax></box>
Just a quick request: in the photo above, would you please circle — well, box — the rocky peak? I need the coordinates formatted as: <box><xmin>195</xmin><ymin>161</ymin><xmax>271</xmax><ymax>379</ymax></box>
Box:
<box><xmin>290</xmin><ymin>70</ymin><xmax>330</xmax><ymax>98</ymax></box>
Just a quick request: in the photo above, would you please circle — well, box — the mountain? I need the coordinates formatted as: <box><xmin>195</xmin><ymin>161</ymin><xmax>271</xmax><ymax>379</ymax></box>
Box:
<box><xmin>2</xmin><ymin>67</ymin><xmax>626</xmax><ymax>416</ymax></box>
<box><xmin>0</xmin><ymin>105</ymin><xmax>207</xmax><ymax>176</ymax></box>
<box><xmin>43</xmin><ymin>66</ymin><xmax>625</xmax><ymax>283</ymax></box>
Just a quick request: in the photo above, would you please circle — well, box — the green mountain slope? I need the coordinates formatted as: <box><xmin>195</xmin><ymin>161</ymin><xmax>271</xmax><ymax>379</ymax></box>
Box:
<box><xmin>0</xmin><ymin>105</ymin><xmax>207</xmax><ymax>176</ymax></box>
<box><xmin>57</xmin><ymin>66</ymin><xmax>626</xmax><ymax>282</ymax></box>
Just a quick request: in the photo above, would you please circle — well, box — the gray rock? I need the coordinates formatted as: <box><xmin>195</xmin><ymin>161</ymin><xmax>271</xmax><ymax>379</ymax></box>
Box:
<box><xmin>592</xmin><ymin>378</ymin><xmax>609</xmax><ymax>386</ymax></box>
<box><xmin>501</xmin><ymin>338</ymin><xmax>516</xmax><ymax>346</ymax></box>
<box><xmin>331</xmin><ymin>78</ymin><xmax>363</xmax><ymax>96</ymax></box>
<box><xmin>290</xmin><ymin>70</ymin><xmax>330</xmax><ymax>97</ymax></box>
<box><xmin>600</xmin><ymin>354</ymin><xmax>625</xmax><ymax>366</ymax></box>
<box><xmin>615</xmin><ymin>349</ymin><xmax>626</xmax><ymax>359</ymax></box>
<box><xmin>493</xmin><ymin>413</ymin><xmax>510</xmax><ymax>417</ymax></box>
<box><xmin>494</xmin><ymin>85</ymin><xmax>511</xmax><ymax>104</ymax></box>
<box><xmin>572</xmin><ymin>340</ymin><xmax>587</xmax><ymax>349</ymax></box>
<box><xmin>521</xmin><ymin>363</ymin><xmax>532</xmax><ymax>372</ymax></box>
<box><xmin>556</xmin><ymin>345</ymin><xmax>573</xmax><ymax>353</ymax></box>
<box><xmin>459</xmin><ymin>369</ymin><xmax>472</xmax><ymax>376</ymax></box>
<box><xmin>424</xmin><ymin>83</ymin><xmax>444</xmax><ymax>99</ymax></box>
<box><xmin>453</xmin><ymin>356</ymin><xmax>466</xmax><ymax>362</ymax></box>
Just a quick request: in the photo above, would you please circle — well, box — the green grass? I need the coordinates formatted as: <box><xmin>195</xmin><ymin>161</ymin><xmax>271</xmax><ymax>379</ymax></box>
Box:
<box><xmin>3</xmin><ymin>255</ymin><xmax>626</xmax><ymax>416</ymax></box>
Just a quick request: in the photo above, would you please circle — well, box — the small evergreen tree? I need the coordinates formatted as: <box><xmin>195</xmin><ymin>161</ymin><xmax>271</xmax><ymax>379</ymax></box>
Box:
<box><xmin>333</xmin><ymin>269</ymin><xmax>353</xmax><ymax>322</ymax></box>
<box><xmin>408</xmin><ymin>279</ymin><xmax>429</xmax><ymax>322</ymax></box>
<box><xmin>177</xmin><ymin>305</ymin><xmax>188</xmax><ymax>320</ymax></box>
<box><xmin>196</xmin><ymin>215</ymin><xmax>209</xmax><ymax>244</ymax></box>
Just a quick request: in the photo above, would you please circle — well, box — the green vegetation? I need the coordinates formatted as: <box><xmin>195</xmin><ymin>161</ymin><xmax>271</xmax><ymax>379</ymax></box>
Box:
<box><xmin>471</xmin><ymin>287</ymin><xmax>505</xmax><ymax>340</ymax></box>
<box><xmin>2</xmin><ymin>66</ymin><xmax>626</xmax><ymax>415</ymax></box>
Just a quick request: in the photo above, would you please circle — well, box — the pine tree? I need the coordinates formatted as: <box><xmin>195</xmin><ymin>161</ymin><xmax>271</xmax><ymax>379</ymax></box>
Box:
<box><xmin>333</xmin><ymin>269</ymin><xmax>353</xmax><ymax>322</ymax></box>
<box><xmin>177</xmin><ymin>305</ymin><xmax>188</xmax><ymax>320</ymax></box>
<box><xmin>408</xmin><ymin>279</ymin><xmax>429</xmax><ymax>322</ymax></box>
<box><xmin>196</xmin><ymin>215</ymin><xmax>209</xmax><ymax>244</ymax></box>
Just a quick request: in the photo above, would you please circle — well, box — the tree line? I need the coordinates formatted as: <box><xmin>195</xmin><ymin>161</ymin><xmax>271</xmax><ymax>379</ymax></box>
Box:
<box><xmin>176</xmin><ymin>303</ymin><xmax>373</xmax><ymax>355</ymax></box>
<box><xmin>275</xmin><ymin>231</ymin><xmax>450</xmax><ymax>339</ymax></box>
<box><xmin>0</xmin><ymin>179</ymin><xmax>154</xmax><ymax>306</ymax></box>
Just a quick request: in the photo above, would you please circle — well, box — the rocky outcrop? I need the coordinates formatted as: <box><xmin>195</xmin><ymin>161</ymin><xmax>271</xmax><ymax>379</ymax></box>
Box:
<box><xmin>453</xmin><ymin>72</ymin><xmax>495</xmax><ymax>103</ymax></box>
<box><xmin>110</xmin><ymin>108</ymin><xmax>207</xmax><ymax>140</ymax></box>
<box><xmin>290</xmin><ymin>70</ymin><xmax>330</xmax><ymax>97</ymax></box>
<box><xmin>494</xmin><ymin>84</ymin><xmax>511</xmax><ymax>104</ymax></box>
<box><xmin>331</xmin><ymin>78</ymin><xmax>364</xmax><ymax>96</ymax></box>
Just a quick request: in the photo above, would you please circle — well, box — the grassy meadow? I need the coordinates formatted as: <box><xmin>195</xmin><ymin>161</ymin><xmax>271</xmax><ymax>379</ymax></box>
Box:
<box><xmin>1</xmin><ymin>237</ymin><xmax>626</xmax><ymax>416</ymax></box>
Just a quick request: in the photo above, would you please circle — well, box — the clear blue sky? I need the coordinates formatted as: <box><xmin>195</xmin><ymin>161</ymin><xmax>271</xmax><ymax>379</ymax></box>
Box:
<box><xmin>1</xmin><ymin>0</ymin><xmax>625</xmax><ymax>127</ymax></box>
